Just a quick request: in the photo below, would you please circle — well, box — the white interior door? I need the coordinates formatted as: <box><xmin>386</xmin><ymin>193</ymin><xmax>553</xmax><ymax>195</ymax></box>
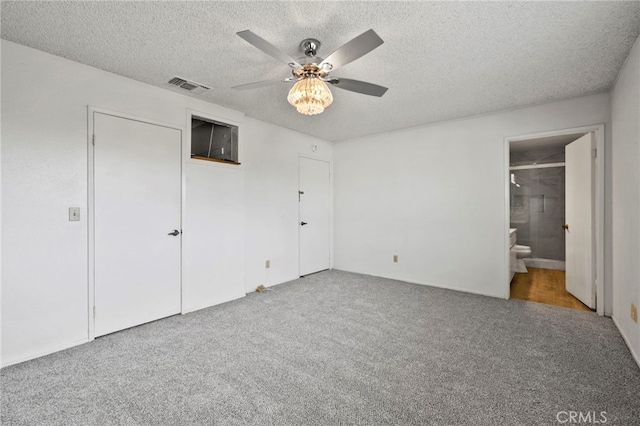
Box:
<box><xmin>299</xmin><ymin>157</ymin><xmax>330</xmax><ymax>276</ymax></box>
<box><xmin>94</xmin><ymin>112</ymin><xmax>182</xmax><ymax>337</ymax></box>
<box><xmin>565</xmin><ymin>133</ymin><xmax>595</xmax><ymax>309</ymax></box>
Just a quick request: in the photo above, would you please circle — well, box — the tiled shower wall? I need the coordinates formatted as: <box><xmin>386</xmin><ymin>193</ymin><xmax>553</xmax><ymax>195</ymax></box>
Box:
<box><xmin>510</xmin><ymin>148</ymin><xmax>566</xmax><ymax>261</ymax></box>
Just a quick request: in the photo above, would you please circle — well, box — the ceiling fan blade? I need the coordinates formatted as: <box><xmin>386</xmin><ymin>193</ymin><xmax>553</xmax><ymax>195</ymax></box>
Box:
<box><xmin>320</xmin><ymin>29</ymin><xmax>383</xmax><ymax>71</ymax></box>
<box><xmin>232</xmin><ymin>78</ymin><xmax>296</xmax><ymax>91</ymax></box>
<box><xmin>327</xmin><ymin>78</ymin><xmax>388</xmax><ymax>97</ymax></box>
<box><xmin>237</xmin><ymin>30</ymin><xmax>301</xmax><ymax>69</ymax></box>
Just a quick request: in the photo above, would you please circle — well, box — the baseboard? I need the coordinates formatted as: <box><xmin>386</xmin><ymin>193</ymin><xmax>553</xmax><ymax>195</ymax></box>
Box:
<box><xmin>333</xmin><ymin>268</ymin><xmax>505</xmax><ymax>299</ymax></box>
<box><xmin>1</xmin><ymin>337</ymin><xmax>89</xmax><ymax>369</ymax></box>
<box><xmin>524</xmin><ymin>258</ymin><xmax>566</xmax><ymax>271</ymax></box>
<box><xmin>182</xmin><ymin>292</ymin><xmax>245</xmax><ymax>315</ymax></box>
<box><xmin>612</xmin><ymin>315</ymin><xmax>640</xmax><ymax>370</ymax></box>
<box><xmin>244</xmin><ymin>274</ymin><xmax>301</xmax><ymax>295</ymax></box>
<box><xmin>393</xmin><ymin>275</ymin><xmax>506</xmax><ymax>299</ymax></box>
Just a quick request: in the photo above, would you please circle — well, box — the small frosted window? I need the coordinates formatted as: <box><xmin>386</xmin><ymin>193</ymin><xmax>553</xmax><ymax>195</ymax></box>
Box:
<box><xmin>191</xmin><ymin>117</ymin><xmax>239</xmax><ymax>164</ymax></box>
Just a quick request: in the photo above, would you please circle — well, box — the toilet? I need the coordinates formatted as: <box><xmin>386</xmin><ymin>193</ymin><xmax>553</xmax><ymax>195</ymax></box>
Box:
<box><xmin>515</xmin><ymin>244</ymin><xmax>532</xmax><ymax>273</ymax></box>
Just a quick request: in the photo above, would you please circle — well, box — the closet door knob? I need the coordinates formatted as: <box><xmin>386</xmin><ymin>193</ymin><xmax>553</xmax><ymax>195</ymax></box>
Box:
<box><xmin>300</xmin><ymin>222</ymin><xmax>308</xmax><ymax>226</ymax></box>
<box><xmin>562</xmin><ymin>224</ymin><xmax>569</xmax><ymax>230</ymax></box>
<box><xmin>168</xmin><ymin>229</ymin><xmax>180</xmax><ymax>236</ymax></box>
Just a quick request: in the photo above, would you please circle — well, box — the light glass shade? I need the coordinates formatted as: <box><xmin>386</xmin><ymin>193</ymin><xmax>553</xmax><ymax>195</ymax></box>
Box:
<box><xmin>287</xmin><ymin>77</ymin><xmax>333</xmax><ymax>115</ymax></box>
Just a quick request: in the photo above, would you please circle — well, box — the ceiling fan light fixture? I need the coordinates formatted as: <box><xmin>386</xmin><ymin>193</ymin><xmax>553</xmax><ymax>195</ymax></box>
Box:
<box><xmin>287</xmin><ymin>77</ymin><xmax>333</xmax><ymax>115</ymax></box>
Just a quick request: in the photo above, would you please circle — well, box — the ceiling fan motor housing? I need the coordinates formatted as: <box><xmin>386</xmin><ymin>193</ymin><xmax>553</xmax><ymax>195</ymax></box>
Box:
<box><xmin>300</xmin><ymin>38</ymin><xmax>321</xmax><ymax>57</ymax></box>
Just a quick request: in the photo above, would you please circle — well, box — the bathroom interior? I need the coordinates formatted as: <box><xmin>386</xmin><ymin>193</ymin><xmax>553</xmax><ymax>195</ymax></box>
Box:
<box><xmin>509</xmin><ymin>133</ymin><xmax>593</xmax><ymax>311</ymax></box>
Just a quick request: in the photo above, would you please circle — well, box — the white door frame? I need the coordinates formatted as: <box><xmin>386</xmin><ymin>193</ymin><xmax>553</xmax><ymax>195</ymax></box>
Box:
<box><xmin>503</xmin><ymin>124</ymin><xmax>605</xmax><ymax>316</ymax></box>
<box><xmin>298</xmin><ymin>154</ymin><xmax>333</xmax><ymax>277</ymax></box>
<box><xmin>87</xmin><ymin>106</ymin><xmax>185</xmax><ymax>340</ymax></box>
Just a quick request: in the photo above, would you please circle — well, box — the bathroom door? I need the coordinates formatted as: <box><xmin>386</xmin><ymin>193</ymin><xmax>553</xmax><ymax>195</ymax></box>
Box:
<box><xmin>565</xmin><ymin>133</ymin><xmax>595</xmax><ymax>309</ymax></box>
<box><xmin>299</xmin><ymin>157</ymin><xmax>330</xmax><ymax>276</ymax></box>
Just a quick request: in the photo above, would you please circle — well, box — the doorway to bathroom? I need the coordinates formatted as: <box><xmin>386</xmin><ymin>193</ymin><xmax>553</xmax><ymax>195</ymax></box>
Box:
<box><xmin>504</xmin><ymin>125</ymin><xmax>605</xmax><ymax>315</ymax></box>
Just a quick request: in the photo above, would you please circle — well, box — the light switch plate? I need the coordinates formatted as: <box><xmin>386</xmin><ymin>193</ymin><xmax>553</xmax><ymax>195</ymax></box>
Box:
<box><xmin>69</xmin><ymin>207</ymin><xmax>80</xmax><ymax>221</ymax></box>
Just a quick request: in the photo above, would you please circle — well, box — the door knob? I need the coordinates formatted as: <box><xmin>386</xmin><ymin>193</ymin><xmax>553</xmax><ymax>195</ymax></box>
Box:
<box><xmin>562</xmin><ymin>224</ymin><xmax>569</xmax><ymax>230</ymax></box>
<box><xmin>168</xmin><ymin>229</ymin><xmax>180</xmax><ymax>236</ymax></box>
<box><xmin>300</xmin><ymin>221</ymin><xmax>308</xmax><ymax>226</ymax></box>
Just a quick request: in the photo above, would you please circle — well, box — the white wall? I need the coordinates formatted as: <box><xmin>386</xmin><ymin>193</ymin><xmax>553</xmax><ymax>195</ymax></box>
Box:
<box><xmin>1</xmin><ymin>40</ymin><xmax>331</xmax><ymax>366</ymax></box>
<box><xmin>333</xmin><ymin>93</ymin><xmax>611</xmax><ymax>299</ymax></box>
<box><xmin>182</xmin><ymin>158</ymin><xmax>245</xmax><ymax>314</ymax></box>
<box><xmin>611</xmin><ymin>35</ymin><xmax>640</xmax><ymax>365</ymax></box>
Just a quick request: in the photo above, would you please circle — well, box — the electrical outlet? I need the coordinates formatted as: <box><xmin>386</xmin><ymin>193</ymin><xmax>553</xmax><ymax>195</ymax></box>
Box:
<box><xmin>631</xmin><ymin>303</ymin><xmax>638</xmax><ymax>323</ymax></box>
<box><xmin>393</xmin><ymin>254</ymin><xmax>398</xmax><ymax>263</ymax></box>
<box><xmin>265</xmin><ymin>260</ymin><xmax>270</xmax><ymax>269</ymax></box>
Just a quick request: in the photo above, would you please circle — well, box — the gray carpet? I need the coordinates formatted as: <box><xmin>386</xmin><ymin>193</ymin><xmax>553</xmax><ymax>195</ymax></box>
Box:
<box><xmin>2</xmin><ymin>270</ymin><xmax>639</xmax><ymax>426</ymax></box>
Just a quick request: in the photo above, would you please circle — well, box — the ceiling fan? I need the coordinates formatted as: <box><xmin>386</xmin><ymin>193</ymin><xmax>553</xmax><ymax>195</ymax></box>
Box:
<box><xmin>232</xmin><ymin>29</ymin><xmax>388</xmax><ymax>115</ymax></box>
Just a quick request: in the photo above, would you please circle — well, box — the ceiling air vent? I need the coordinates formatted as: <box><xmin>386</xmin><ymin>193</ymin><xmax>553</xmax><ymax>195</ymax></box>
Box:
<box><xmin>168</xmin><ymin>77</ymin><xmax>210</xmax><ymax>95</ymax></box>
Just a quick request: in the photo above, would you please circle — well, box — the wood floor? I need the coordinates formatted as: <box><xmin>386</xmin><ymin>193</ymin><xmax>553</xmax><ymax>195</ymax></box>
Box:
<box><xmin>510</xmin><ymin>267</ymin><xmax>593</xmax><ymax>312</ymax></box>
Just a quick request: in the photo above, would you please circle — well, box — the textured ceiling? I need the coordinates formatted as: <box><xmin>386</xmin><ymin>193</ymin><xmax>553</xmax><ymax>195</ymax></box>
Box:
<box><xmin>2</xmin><ymin>1</ymin><xmax>639</xmax><ymax>142</ymax></box>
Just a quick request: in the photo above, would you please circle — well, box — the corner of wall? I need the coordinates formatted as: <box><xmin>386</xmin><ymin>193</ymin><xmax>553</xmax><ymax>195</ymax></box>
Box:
<box><xmin>610</xmin><ymin>33</ymin><xmax>640</xmax><ymax>364</ymax></box>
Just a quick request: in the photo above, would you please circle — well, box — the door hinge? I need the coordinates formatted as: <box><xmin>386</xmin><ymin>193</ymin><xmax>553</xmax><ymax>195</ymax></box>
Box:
<box><xmin>298</xmin><ymin>190</ymin><xmax>304</xmax><ymax>202</ymax></box>
<box><xmin>92</xmin><ymin>134</ymin><xmax>96</xmax><ymax>145</ymax></box>
<box><xmin>592</xmin><ymin>148</ymin><xmax>597</xmax><ymax>158</ymax></box>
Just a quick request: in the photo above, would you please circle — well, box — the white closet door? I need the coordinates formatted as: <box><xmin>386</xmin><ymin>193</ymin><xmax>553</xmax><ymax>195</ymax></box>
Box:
<box><xmin>299</xmin><ymin>157</ymin><xmax>331</xmax><ymax>276</ymax></box>
<box><xmin>565</xmin><ymin>133</ymin><xmax>595</xmax><ymax>309</ymax></box>
<box><xmin>94</xmin><ymin>112</ymin><xmax>182</xmax><ymax>337</ymax></box>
